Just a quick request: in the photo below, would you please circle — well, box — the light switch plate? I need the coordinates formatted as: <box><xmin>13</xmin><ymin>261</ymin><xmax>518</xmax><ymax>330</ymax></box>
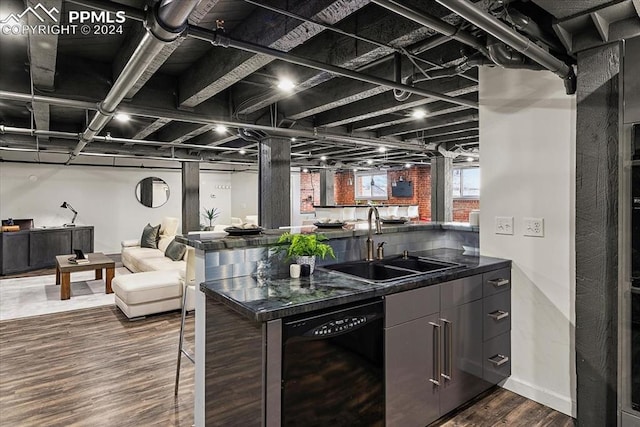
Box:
<box><xmin>523</xmin><ymin>217</ymin><xmax>544</xmax><ymax>237</ymax></box>
<box><xmin>495</xmin><ymin>216</ymin><xmax>514</xmax><ymax>235</ymax></box>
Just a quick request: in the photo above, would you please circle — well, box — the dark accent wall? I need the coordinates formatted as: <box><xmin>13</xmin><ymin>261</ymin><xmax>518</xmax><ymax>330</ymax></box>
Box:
<box><xmin>431</xmin><ymin>156</ymin><xmax>453</xmax><ymax>222</ymax></box>
<box><xmin>181</xmin><ymin>162</ymin><xmax>200</xmax><ymax>233</ymax></box>
<box><xmin>575</xmin><ymin>42</ymin><xmax>620</xmax><ymax>426</ymax></box>
<box><xmin>259</xmin><ymin>137</ymin><xmax>291</xmax><ymax>228</ymax></box>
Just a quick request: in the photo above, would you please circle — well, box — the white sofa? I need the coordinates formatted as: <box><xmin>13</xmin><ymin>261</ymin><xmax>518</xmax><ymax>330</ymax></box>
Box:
<box><xmin>113</xmin><ymin>217</ymin><xmax>195</xmax><ymax>319</ymax></box>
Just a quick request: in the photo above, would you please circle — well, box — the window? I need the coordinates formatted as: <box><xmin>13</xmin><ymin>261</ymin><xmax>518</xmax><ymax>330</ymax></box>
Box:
<box><xmin>453</xmin><ymin>167</ymin><xmax>480</xmax><ymax>198</ymax></box>
<box><xmin>355</xmin><ymin>171</ymin><xmax>388</xmax><ymax>200</ymax></box>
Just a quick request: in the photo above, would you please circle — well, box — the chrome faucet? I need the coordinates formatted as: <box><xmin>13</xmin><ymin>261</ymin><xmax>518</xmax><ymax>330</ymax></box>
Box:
<box><xmin>366</xmin><ymin>206</ymin><xmax>382</xmax><ymax>261</ymax></box>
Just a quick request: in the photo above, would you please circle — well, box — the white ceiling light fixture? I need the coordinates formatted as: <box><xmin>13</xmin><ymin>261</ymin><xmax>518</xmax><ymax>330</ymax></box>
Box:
<box><xmin>277</xmin><ymin>78</ymin><xmax>296</xmax><ymax>92</ymax></box>
<box><xmin>320</xmin><ymin>155</ymin><xmax>327</xmax><ymax>161</ymax></box>
<box><xmin>466</xmin><ymin>157</ymin><xmax>474</xmax><ymax>162</ymax></box>
<box><xmin>405</xmin><ymin>163</ymin><xmax>412</xmax><ymax>168</ymax></box>
<box><xmin>366</xmin><ymin>159</ymin><xmax>373</xmax><ymax>165</ymax></box>
<box><xmin>239</xmin><ymin>149</ymin><xmax>247</xmax><ymax>155</ymax></box>
<box><xmin>302</xmin><ymin>168</ymin><xmax>309</xmax><ymax>173</ymax></box>
<box><xmin>290</xmin><ymin>137</ymin><xmax>297</xmax><ymax>142</ymax></box>
<box><xmin>114</xmin><ymin>113</ymin><xmax>130</xmax><ymax>122</ymax></box>
<box><xmin>412</xmin><ymin>109</ymin><xmax>427</xmax><ymax>119</ymax></box>
<box><xmin>378</xmin><ymin>146</ymin><xmax>387</xmax><ymax>153</ymax></box>
<box><xmin>215</xmin><ymin>124</ymin><xmax>227</xmax><ymax>134</ymax></box>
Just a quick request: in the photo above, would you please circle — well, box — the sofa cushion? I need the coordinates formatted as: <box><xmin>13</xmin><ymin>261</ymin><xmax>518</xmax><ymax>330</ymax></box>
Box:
<box><xmin>112</xmin><ymin>271</ymin><xmax>182</xmax><ymax>305</ymax></box>
<box><xmin>165</xmin><ymin>240</ymin><xmax>187</xmax><ymax>261</ymax></box>
<box><xmin>140</xmin><ymin>223</ymin><xmax>160</xmax><ymax>249</ymax></box>
<box><xmin>160</xmin><ymin>217</ymin><xmax>179</xmax><ymax>236</ymax></box>
<box><xmin>139</xmin><ymin>257</ymin><xmax>185</xmax><ymax>272</ymax></box>
<box><xmin>158</xmin><ymin>235</ymin><xmax>174</xmax><ymax>253</ymax></box>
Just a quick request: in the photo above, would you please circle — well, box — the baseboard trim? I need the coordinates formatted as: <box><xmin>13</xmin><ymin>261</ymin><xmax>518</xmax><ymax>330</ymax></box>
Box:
<box><xmin>502</xmin><ymin>376</ymin><xmax>576</xmax><ymax>418</ymax></box>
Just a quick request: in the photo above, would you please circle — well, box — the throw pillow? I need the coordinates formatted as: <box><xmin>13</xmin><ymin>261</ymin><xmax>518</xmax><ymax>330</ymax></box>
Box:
<box><xmin>165</xmin><ymin>239</ymin><xmax>187</xmax><ymax>261</ymax></box>
<box><xmin>140</xmin><ymin>223</ymin><xmax>161</xmax><ymax>249</ymax></box>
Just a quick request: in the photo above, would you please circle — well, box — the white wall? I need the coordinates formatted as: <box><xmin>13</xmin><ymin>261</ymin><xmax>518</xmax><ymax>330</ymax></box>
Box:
<box><xmin>0</xmin><ymin>163</ymin><xmax>234</xmax><ymax>253</ymax></box>
<box><xmin>230</xmin><ymin>171</ymin><xmax>258</xmax><ymax>222</ymax></box>
<box><xmin>479</xmin><ymin>68</ymin><xmax>576</xmax><ymax>416</ymax></box>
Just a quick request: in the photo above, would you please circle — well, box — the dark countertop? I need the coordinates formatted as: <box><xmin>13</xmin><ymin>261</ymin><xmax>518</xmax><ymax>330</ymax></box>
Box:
<box><xmin>178</xmin><ymin>222</ymin><xmax>478</xmax><ymax>251</ymax></box>
<box><xmin>200</xmin><ymin>248</ymin><xmax>509</xmax><ymax>322</ymax></box>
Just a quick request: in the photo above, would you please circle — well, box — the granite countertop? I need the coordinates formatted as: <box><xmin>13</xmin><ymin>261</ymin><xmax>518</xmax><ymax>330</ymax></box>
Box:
<box><xmin>200</xmin><ymin>248</ymin><xmax>509</xmax><ymax>322</ymax></box>
<box><xmin>177</xmin><ymin>222</ymin><xmax>478</xmax><ymax>251</ymax></box>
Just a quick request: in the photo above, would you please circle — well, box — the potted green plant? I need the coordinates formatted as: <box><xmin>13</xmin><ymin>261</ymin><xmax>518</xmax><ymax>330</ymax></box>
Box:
<box><xmin>275</xmin><ymin>232</ymin><xmax>335</xmax><ymax>273</ymax></box>
<box><xmin>202</xmin><ymin>207</ymin><xmax>220</xmax><ymax>231</ymax></box>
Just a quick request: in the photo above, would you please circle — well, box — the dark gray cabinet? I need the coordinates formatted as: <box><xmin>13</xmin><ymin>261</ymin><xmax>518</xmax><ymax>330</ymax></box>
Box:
<box><xmin>385</xmin><ymin>268</ymin><xmax>512</xmax><ymax>427</ymax></box>
<box><xmin>0</xmin><ymin>226</ymin><xmax>94</xmax><ymax>275</ymax></box>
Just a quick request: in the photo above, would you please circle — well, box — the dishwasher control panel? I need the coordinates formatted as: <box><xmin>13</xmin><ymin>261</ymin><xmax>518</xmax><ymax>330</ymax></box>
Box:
<box><xmin>309</xmin><ymin>316</ymin><xmax>368</xmax><ymax>337</ymax></box>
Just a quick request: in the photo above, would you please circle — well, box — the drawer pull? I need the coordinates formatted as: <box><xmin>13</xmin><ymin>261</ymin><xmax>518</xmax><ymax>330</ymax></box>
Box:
<box><xmin>488</xmin><ymin>310</ymin><xmax>510</xmax><ymax>321</ymax></box>
<box><xmin>488</xmin><ymin>354</ymin><xmax>509</xmax><ymax>366</ymax></box>
<box><xmin>488</xmin><ymin>278</ymin><xmax>510</xmax><ymax>287</ymax></box>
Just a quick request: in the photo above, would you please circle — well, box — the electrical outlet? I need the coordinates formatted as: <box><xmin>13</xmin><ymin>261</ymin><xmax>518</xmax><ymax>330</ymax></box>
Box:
<box><xmin>495</xmin><ymin>216</ymin><xmax>514</xmax><ymax>235</ymax></box>
<box><xmin>523</xmin><ymin>217</ymin><xmax>544</xmax><ymax>237</ymax></box>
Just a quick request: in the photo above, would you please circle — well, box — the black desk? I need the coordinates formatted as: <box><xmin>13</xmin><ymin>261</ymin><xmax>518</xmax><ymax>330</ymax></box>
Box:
<box><xmin>0</xmin><ymin>226</ymin><xmax>94</xmax><ymax>275</ymax></box>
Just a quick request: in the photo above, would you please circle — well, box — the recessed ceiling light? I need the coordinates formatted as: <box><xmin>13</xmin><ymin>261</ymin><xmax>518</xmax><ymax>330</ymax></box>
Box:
<box><xmin>302</xmin><ymin>168</ymin><xmax>309</xmax><ymax>173</ymax></box>
<box><xmin>277</xmin><ymin>78</ymin><xmax>295</xmax><ymax>92</ymax></box>
<box><xmin>405</xmin><ymin>163</ymin><xmax>412</xmax><ymax>168</ymax></box>
<box><xmin>290</xmin><ymin>137</ymin><xmax>297</xmax><ymax>142</ymax></box>
<box><xmin>378</xmin><ymin>146</ymin><xmax>387</xmax><ymax>153</ymax></box>
<box><xmin>366</xmin><ymin>159</ymin><xmax>373</xmax><ymax>165</ymax></box>
<box><xmin>215</xmin><ymin>124</ymin><xmax>227</xmax><ymax>134</ymax></box>
<box><xmin>412</xmin><ymin>109</ymin><xmax>427</xmax><ymax>119</ymax></box>
<box><xmin>114</xmin><ymin>113</ymin><xmax>130</xmax><ymax>122</ymax></box>
<box><xmin>466</xmin><ymin>157</ymin><xmax>474</xmax><ymax>162</ymax></box>
<box><xmin>239</xmin><ymin>149</ymin><xmax>246</xmax><ymax>155</ymax></box>
<box><xmin>320</xmin><ymin>155</ymin><xmax>327</xmax><ymax>161</ymax></box>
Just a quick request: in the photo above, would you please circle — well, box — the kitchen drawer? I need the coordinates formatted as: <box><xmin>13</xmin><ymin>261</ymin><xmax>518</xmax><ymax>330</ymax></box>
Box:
<box><xmin>440</xmin><ymin>274</ymin><xmax>482</xmax><ymax>309</ymax></box>
<box><xmin>483</xmin><ymin>291</ymin><xmax>511</xmax><ymax>341</ymax></box>
<box><xmin>483</xmin><ymin>268</ymin><xmax>511</xmax><ymax>297</ymax></box>
<box><xmin>483</xmin><ymin>332</ymin><xmax>511</xmax><ymax>384</ymax></box>
<box><xmin>385</xmin><ymin>285</ymin><xmax>440</xmax><ymax>328</ymax></box>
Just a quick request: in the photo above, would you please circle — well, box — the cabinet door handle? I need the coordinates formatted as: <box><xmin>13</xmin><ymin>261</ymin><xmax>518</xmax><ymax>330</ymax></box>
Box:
<box><xmin>488</xmin><ymin>278</ymin><xmax>510</xmax><ymax>287</ymax></box>
<box><xmin>441</xmin><ymin>319</ymin><xmax>453</xmax><ymax>381</ymax></box>
<box><xmin>488</xmin><ymin>310</ymin><xmax>510</xmax><ymax>321</ymax></box>
<box><xmin>429</xmin><ymin>322</ymin><xmax>440</xmax><ymax>386</ymax></box>
<box><xmin>488</xmin><ymin>354</ymin><xmax>509</xmax><ymax>366</ymax></box>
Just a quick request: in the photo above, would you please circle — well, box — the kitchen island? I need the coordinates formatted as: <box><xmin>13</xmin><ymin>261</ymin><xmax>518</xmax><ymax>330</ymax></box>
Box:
<box><xmin>198</xmin><ymin>247</ymin><xmax>511</xmax><ymax>426</ymax></box>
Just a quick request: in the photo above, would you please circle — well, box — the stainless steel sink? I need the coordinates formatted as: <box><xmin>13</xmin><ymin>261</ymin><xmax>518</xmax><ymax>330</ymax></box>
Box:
<box><xmin>380</xmin><ymin>256</ymin><xmax>460</xmax><ymax>273</ymax></box>
<box><xmin>320</xmin><ymin>256</ymin><xmax>460</xmax><ymax>283</ymax></box>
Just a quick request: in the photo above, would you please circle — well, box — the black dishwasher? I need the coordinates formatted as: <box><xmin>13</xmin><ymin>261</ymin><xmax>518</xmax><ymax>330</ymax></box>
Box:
<box><xmin>282</xmin><ymin>299</ymin><xmax>384</xmax><ymax>427</ymax></box>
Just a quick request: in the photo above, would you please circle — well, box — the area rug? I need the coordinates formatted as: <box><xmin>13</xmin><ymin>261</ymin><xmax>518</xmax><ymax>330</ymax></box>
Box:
<box><xmin>0</xmin><ymin>267</ymin><xmax>131</xmax><ymax>321</ymax></box>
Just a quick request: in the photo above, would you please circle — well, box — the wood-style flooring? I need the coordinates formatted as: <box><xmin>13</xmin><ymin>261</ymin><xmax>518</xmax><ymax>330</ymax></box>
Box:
<box><xmin>0</xmin><ymin>305</ymin><xmax>575</xmax><ymax>427</ymax></box>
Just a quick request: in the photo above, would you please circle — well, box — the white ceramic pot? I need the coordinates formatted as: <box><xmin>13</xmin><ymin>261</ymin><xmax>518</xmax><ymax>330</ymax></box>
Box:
<box><xmin>295</xmin><ymin>255</ymin><xmax>316</xmax><ymax>274</ymax></box>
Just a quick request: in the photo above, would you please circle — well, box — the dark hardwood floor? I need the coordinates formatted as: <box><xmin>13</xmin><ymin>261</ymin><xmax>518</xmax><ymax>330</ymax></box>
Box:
<box><xmin>0</xmin><ymin>305</ymin><xmax>575</xmax><ymax>427</ymax></box>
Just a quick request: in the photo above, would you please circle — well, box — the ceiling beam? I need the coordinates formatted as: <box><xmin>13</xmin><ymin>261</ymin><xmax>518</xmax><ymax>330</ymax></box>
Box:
<box><xmin>315</xmin><ymin>75</ymin><xmax>477</xmax><ymax>127</ymax></box>
<box><xmin>26</xmin><ymin>0</ymin><xmax>62</xmax><ymax>136</ymax></box>
<box><xmin>131</xmin><ymin>118</ymin><xmax>171</xmax><ymax>140</ymax></box>
<box><xmin>234</xmin><ymin>1</ymin><xmax>443</xmax><ymax>115</ymax></box>
<box><xmin>416</xmin><ymin>121</ymin><xmax>479</xmax><ymax>139</ymax></box>
<box><xmin>178</xmin><ymin>0</ymin><xmax>370</xmax><ymax>108</ymax></box>
<box><xmin>424</xmin><ymin>130</ymin><xmax>478</xmax><ymax>144</ymax></box>
<box><xmin>379</xmin><ymin>110</ymin><xmax>479</xmax><ymax>137</ymax></box>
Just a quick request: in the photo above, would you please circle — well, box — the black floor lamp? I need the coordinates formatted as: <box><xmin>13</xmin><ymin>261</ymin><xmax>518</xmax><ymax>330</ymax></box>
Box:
<box><xmin>60</xmin><ymin>202</ymin><xmax>78</xmax><ymax>227</ymax></box>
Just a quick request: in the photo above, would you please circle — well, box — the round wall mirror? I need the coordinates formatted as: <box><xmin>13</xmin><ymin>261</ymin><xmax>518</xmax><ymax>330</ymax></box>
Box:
<box><xmin>135</xmin><ymin>177</ymin><xmax>170</xmax><ymax>208</ymax></box>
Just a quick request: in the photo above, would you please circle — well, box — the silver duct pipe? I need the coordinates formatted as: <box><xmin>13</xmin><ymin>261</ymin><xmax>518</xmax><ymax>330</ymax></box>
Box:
<box><xmin>70</xmin><ymin>0</ymin><xmax>202</xmax><ymax>162</ymax></box>
<box><xmin>187</xmin><ymin>27</ymin><xmax>478</xmax><ymax>109</ymax></box>
<box><xmin>435</xmin><ymin>0</ymin><xmax>577</xmax><ymax>94</ymax></box>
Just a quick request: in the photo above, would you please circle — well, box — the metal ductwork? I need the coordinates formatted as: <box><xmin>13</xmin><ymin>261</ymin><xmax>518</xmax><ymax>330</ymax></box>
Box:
<box><xmin>68</xmin><ymin>0</ymin><xmax>202</xmax><ymax>163</ymax></box>
<box><xmin>435</xmin><ymin>0</ymin><xmax>577</xmax><ymax>94</ymax></box>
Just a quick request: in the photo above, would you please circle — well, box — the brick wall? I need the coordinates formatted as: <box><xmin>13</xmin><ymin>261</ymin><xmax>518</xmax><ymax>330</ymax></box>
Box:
<box><xmin>300</xmin><ymin>172</ymin><xmax>320</xmax><ymax>213</ymax></box>
<box><xmin>334</xmin><ymin>166</ymin><xmax>432</xmax><ymax>220</ymax></box>
<box><xmin>453</xmin><ymin>199</ymin><xmax>480</xmax><ymax>222</ymax></box>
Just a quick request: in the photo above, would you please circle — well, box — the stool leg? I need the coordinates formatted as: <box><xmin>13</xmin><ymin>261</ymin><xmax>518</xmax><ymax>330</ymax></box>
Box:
<box><xmin>175</xmin><ymin>285</ymin><xmax>189</xmax><ymax>396</ymax></box>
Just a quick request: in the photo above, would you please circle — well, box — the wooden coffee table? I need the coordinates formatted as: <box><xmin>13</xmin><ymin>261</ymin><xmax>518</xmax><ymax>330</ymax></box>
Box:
<box><xmin>55</xmin><ymin>253</ymin><xmax>115</xmax><ymax>300</ymax></box>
